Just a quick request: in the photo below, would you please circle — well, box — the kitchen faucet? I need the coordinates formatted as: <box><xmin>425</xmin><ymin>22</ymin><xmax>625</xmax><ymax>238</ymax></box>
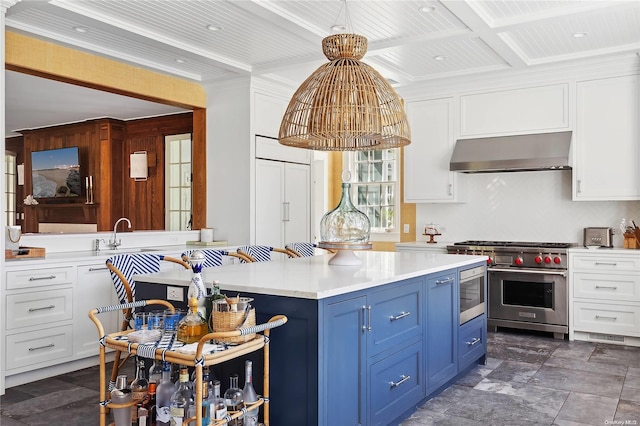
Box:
<box><xmin>109</xmin><ymin>217</ymin><xmax>132</xmax><ymax>249</ymax></box>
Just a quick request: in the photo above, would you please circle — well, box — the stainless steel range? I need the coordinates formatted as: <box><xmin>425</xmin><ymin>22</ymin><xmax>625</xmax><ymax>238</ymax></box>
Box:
<box><xmin>447</xmin><ymin>240</ymin><xmax>575</xmax><ymax>339</ymax></box>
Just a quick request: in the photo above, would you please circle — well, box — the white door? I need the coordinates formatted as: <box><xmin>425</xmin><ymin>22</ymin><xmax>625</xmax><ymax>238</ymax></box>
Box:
<box><xmin>284</xmin><ymin>162</ymin><xmax>311</xmax><ymax>245</ymax></box>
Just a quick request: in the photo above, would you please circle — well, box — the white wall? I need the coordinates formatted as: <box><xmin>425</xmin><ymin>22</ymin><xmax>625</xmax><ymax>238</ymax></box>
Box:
<box><xmin>416</xmin><ymin>171</ymin><xmax>640</xmax><ymax>247</ymax></box>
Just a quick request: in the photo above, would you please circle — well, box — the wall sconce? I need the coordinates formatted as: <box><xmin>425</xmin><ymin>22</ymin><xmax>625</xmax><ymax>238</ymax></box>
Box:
<box><xmin>130</xmin><ymin>151</ymin><xmax>148</xmax><ymax>181</ymax></box>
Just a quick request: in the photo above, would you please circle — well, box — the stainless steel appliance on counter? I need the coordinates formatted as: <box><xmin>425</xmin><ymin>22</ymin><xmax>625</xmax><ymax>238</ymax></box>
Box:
<box><xmin>447</xmin><ymin>241</ymin><xmax>575</xmax><ymax>339</ymax></box>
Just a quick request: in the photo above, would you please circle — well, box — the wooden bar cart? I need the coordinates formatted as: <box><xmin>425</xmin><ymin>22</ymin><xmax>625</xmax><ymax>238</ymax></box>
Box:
<box><xmin>89</xmin><ymin>299</ymin><xmax>287</xmax><ymax>426</ymax></box>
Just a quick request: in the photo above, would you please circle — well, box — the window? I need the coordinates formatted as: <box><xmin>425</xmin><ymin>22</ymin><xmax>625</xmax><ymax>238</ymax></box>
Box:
<box><xmin>346</xmin><ymin>149</ymin><xmax>399</xmax><ymax>233</ymax></box>
<box><xmin>165</xmin><ymin>133</ymin><xmax>192</xmax><ymax>231</ymax></box>
<box><xmin>5</xmin><ymin>152</ymin><xmax>17</xmax><ymax>226</ymax></box>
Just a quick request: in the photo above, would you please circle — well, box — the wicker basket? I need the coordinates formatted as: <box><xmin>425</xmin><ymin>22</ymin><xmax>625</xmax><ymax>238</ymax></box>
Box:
<box><xmin>211</xmin><ymin>308</ymin><xmax>256</xmax><ymax>344</ymax></box>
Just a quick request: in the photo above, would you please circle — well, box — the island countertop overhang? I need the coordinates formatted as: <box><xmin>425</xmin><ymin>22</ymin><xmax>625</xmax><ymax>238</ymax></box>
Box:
<box><xmin>134</xmin><ymin>251</ymin><xmax>487</xmax><ymax>300</ymax></box>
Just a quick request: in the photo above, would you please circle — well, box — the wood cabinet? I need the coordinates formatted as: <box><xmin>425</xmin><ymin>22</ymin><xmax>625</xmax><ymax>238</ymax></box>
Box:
<box><xmin>459</xmin><ymin>83</ymin><xmax>569</xmax><ymax>137</ymax></box>
<box><xmin>574</xmin><ymin>75</ymin><xmax>640</xmax><ymax>200</ymax></box>
<box><xmin>255</xmin><ymin>158</ymin><xmax>310</xmax><ymax>248</ymax></box>
<box><xmin>426</xmin><ymin>271</ymin><xmax>457</xmax><ymax>393</ymax></box>
<box><xmin>404</xmin><ymin>98</ymin><xmax>458</xmax><ymax>203</ymax></box>
<box><xmin>569</xmin><ymin>250</ymin><xmax>640</xmax><ymax>347</ymax></box>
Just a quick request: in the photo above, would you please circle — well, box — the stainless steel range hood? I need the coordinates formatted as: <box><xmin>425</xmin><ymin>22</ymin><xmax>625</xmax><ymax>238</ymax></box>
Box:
<box><xmin>450</xmin><ymin>131</ymin><xmax>572</xmax><ymax>173</ymax></box>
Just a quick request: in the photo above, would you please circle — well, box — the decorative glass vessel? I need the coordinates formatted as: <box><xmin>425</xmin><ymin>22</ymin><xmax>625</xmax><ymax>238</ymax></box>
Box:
<box><xmin>187</xmin><ymin>250</ymin><xmax>207</xmax><ymax>319</ymax></box>
<box><xmin>177</xmin><ymin>297</ymin><xmax>208</xmax><ymax>344</ymax></box>
<box><xmin>320</xmin><ymin>170</ymin><xmax>370</xmax><ymax>243</ymax></box>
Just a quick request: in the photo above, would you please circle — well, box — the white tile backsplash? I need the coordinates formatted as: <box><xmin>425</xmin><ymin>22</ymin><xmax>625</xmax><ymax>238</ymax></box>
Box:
<box><xmin>416</xmin><ymin>171</ymin><xmax>640</xmax><ymax>247</ymax></box>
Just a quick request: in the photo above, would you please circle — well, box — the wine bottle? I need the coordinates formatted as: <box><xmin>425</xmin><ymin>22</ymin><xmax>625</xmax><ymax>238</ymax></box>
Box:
<box><xmin>224</xmin><ymin>374</ymin><xmax>244</xmax><ymax>426</ymax></box>
<box><xmin>169</xmin><ymin>367</ymin><xmax>192</xmax><ymax>426</ymax></box>
<box><xmin>139</xmin><ymin>381</ymin><xmax>157</xmax><ymax>426</ymax></box>
<box><xmin>130</xmin><ymin>358</ymin><xmax>149</xmax><ymax>425</ymax></box>
<box><xmin>155</xmin><ymin>363</ymin><xmax>176</xmax><ymax>426</ymax></box>
<box><xmin>211</xmin><ymin>380</ymin><xmax>227</xmax><ymax>421</ymax></box>
<box><xmin>242</xmin><ymin>360</ymin><xmax>259</xmax><ymax>426</ymax></box>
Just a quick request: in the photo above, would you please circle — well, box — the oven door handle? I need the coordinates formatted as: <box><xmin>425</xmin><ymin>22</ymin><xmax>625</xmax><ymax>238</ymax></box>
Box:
<box><xmin>489</xmin><ymin>268</ymin><xmax>566</xmax><ymax>277</ymax></box>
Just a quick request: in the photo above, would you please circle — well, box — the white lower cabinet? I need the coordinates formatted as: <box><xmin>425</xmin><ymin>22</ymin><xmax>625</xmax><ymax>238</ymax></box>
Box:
<box><xmin>6</xmin><ymin>325</ymin><xmax>74</xmax><ymax>371</ymax></box>
<box><xmin>569</xmin><ymin>251</ymin><xmax>640</xmax><ymax>346</ymax></box>
<box><xmin>74</xmin><ymin>263</ymin><xmax>119</xmax><ymax>358</ymax></box>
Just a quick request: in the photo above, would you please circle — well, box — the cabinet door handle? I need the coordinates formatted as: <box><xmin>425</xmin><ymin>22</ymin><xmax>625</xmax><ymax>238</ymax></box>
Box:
<box><xmin>595</xmin><ymin>262</ymin><xmax>617</xmax><ymax>266</ymax></box>
<box><xmin>29</xmin><ymin>343</ymin><xmax>55</xmax><ymax>351</ymax></box>
<box><xmin>595</xmin><ymin>285</ymin><xmax>617</xmax><ymax>290</ymax></box>
<box><xmin>28</xmin><ymin>305</ymin><xmax>55</xmax><ymax>312</ymax></box>
<box><xmin>435</xmin><ymin>277</ymin><xmax>454</xmax><ymax>285</ymax></box>
<box><xmin>466</xmin><ymin>337</ymin><xmax>481</xmax><ymax>347</ymax></box>
<box><xmin>595</xmin><ymin>315</ymin><xmax>617</xmax><ymax>321</ymax></box>
<box><xmin>89</xmin><ymin>267</ymin><xmax>109</xmax><ymax>272</ymax></box>
<box><xmin>389</xmin><ymin>374</ymin><xmax>410</xmax><ymax>388</ymax></box>
<box><xmin>29</xmin><ymin>275</ymin><xmax>56</xmax><ymax>281</ymax></box>
<box><xmin>577</xmin><ymin>179</ymin><xmax>582</xmax><ymax>194</ymax></box>
<box><xmin>389</xmin><ymin>311</ymin><xmax>411</xmax><ymax>321</ymax></box>
<box><xmin>448</xmin><ymin>184</ymin><xmax>453</xmax><ymax>196</ymax></box>
<box><xmin>366</xmin><ymin>305</ymin><xmax>372</xmax><ymax>331</ymax></box>
<box><xmin>361</xmin><ymin>306</ymin><xmax>368</xmax><ymax>332</ymax></box>
<box><xmin>282</xmin><ymin>202</ymin><xmax>290</xmax><ymax>222</ymax></box>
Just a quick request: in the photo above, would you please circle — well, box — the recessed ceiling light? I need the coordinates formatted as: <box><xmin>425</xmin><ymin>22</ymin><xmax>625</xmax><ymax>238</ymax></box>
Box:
<box><xmin>572</xmin><ymin>32</ymin><xmax>587</xmax><ymax>38</ymax></box>
<box><xmin>331</xmin><ymin>24</ymin><xmax>346</xmax><ymax>32</ymax></box>
<box><xmin>419</xmin><ymin>5</ymin><xmax>436</xmax><ymax>13</ymax></box>
<box><xmin>433</xmin><ymin>55</ymin><xmax>446</xmax><ymax>61</ymax></box>
<box><xmin>175</xmin><ymin>59</ymin><xmax>186</xmax><ymax>64</ymax></box>
<box><xmin>206</xmin><ymin>24</ymin><xmax>222</xmax><ymax>32</ymax></box>
<box><xmin>73</xmin><ymin>26</ymin><xmax>88</xmax><ymax>33</ymax></box>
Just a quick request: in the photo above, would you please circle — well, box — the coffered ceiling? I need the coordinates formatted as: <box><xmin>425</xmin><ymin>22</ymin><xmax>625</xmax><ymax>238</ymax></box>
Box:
<box><xmin>4</xmin><ymin>0</ymin><xmax>640</xmax><ymax>137</ymax></box>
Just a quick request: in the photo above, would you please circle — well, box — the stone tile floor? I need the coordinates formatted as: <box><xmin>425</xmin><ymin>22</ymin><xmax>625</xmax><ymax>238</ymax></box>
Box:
<box><xmin>1</xmin><ymin>329</ymin><xmax>639</xmax><ymax>425</ymax></box>
<box><xmin>402</xmin><ymin>330</ymin><xmax>640</xmax><ymax>426</ymax></box>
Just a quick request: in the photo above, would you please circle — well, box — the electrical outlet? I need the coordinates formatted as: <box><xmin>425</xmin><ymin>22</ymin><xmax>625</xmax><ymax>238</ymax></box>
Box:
<box><xmin>167</xmin><ymin>286</ymin><xmax>183</xmax><ymax>302</ymax></box>
<box><xmin>403</xmin><ymin>224</ymin><xmax>410</xmax><ymax>233</ymax></box>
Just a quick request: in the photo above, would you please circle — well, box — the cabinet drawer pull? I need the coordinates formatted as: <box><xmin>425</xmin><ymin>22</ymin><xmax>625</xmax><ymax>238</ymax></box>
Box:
<box><xmin>595</xmin><ymin>315</ymin><xmax>617</xmax><ymax>321</ymax></box>
<box><xmin>389</xmin><ymin>374</ymin><xmax>410</xmax><ymax>388</ymax></box>
<box><xmin>435</xmin><ymin>277</ymin><xmax>454</xmax><ymax>285</ymax></box>
<box><xmin>595</xmin><ymin>285</ymin><xmax>617</xmax><ymax>290</ymax></box>
<box><xmin>28</xmin><ymin>343</ymin><xmax>55</xmax><ymax>351</ymax></box>
<box><xmin>594</xmin><ymin>262</ymin><xmax>617</xmax><ymax>267</ymax></box>
<box><xmin>361</xmin><ymin>306</ymin><xmax>372</xmax><ymax>332</ymax></box>
<box><xmin>28</xmin><ymin>305</ymin><xmax>55</xmax><ymax>312</ymax></box>
<box><xmin>466</xmin><ymin>337</ymin><xmax>481</xmax><ymax>347</ymax></box>
<box><xmin>29</xmin><ymin>275</ymin><xmax>56</xmax><ymax>281</ymax></box>
<box><xmin>89</xmin><ymin>267</ymin><xmax>109</xmax><ymax>272</ymax></box>
<box><xmin>389</xmin><ymin>311</ymin><xmax>411</xmax><ymax>321</ymax></box>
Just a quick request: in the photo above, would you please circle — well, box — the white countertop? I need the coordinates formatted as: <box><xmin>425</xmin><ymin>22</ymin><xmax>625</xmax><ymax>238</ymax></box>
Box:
<box><xmin>135</xmin><ymin>251</ymin><xmax>487</xmax><ymax>300</ymax></box>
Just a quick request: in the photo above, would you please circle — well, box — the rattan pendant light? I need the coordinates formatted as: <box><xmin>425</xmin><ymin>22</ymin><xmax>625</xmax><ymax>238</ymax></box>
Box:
<box><xmin>278</xmin><ymin>33</ymin><xmax>411</xmax><ymax>151</ymax></box>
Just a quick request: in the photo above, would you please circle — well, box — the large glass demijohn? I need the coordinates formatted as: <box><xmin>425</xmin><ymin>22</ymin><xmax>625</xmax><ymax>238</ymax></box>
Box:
<box><xmin>320</xmin><ymin>170</ymin><xmax>370</xmax><ymax>243</ymax></box>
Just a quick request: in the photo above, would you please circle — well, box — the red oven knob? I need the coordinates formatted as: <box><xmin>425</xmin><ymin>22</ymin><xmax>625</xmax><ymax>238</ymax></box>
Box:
<box><xmin>544</xmin><ymin>255</ymin><xmax>552</xmax><ymax>264</ymax></box>
<box><xmin>487</xmin><ymin>256</ymin><xmax>493</xmax><ymax>266</ymax></box>
<box><xmin>514</xmin><ymin>256</ymin><xmax>523</xmax><ymax>266</ymax></box>
<box><xmin>554</xmin><ymin>256</ymin><xmax>562</xmax><ymax>264</ymax></box>
<box><xmin>534</xmin><ymin>255</ymin><xmax>543</xmax><ymax>264</ymax></box>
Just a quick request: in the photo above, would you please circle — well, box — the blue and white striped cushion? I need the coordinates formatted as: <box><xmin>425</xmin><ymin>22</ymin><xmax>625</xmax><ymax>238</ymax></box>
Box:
<box><xmin>181</xmin><ymin>249</ymin><xmax>225</xmax><ymax>268</ymax></box>
<box><xmin>285</xmin><ymin>242</ymin><xmax>317</xmax><ymax>257</ymax></box>
<box><xmin>107</xmin><ymin>253</ymin><xmax>161</xmax><ymax>305</ymax></box>
<box><xmin>237</xmin><ymin>245</ymin><xmax>273</xmax><ymax>262</ymax></box>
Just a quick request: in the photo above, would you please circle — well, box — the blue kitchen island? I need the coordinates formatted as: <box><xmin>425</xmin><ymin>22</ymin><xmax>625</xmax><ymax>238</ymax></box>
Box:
<box><xmin>135</xmin><ymin>251</ymin><xmax>487</xmax><ymax>426</ymax></box>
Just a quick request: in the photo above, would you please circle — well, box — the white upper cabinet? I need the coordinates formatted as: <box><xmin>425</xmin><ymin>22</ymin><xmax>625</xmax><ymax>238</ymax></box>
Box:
<box><xmin>574</xmin><ymin>75</ymin><xmax>640</xmax><ymax>201</ymax></box>
<box><xmin>404</xmin><ymin>97</ymin><xmax>458</xmax><ymax>203</ymax></box>
<box><xmin>460</xmin><ymin>84</ymin><xmax>569</xmax><ymax>137</ymax></box>
<box><xmin>253</xmin><ymin>91</ymin><xmax>288</xmax><ymax>138</ymax></box>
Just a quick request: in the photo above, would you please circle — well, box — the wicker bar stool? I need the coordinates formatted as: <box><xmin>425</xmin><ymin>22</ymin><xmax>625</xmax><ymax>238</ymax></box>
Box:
<box><xmin>181</xmin><ymin>248</ymin><xmax>251</xmax><ymax>266</ymax></box>
<box><xmin>105</xmin><ymin>253</ymin><xmax>189</xmax><ymax>391</ymax></box>
<box><xmin>236</xmin><ymin>245</ymin><xmax>294</xmax><ymax>263</ymax></box>
<box><xmin>285</xmin><ymin>242</ymin><xmax>335</xmax><ymax>257</ymax></box>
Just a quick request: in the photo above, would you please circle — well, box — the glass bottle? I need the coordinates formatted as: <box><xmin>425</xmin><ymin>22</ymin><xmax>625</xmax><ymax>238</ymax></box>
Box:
<box><xmin>242</xmin><ymin>360</ymin><xmax>259</xmax><ymax>426</ymax></box>
<box><xmin>155</xmin><ymin>362</ymin><xmax>176</xmax><ymax>426</ymax></box>
<box><xmin>149</xmin><ymin>360</ymin><xmax>163</xmax><ymax>385</ymax></box>
<box><xmin>169</xmin><ymin>367</ymin><xmax>192</xmax><ymax>426</ymax></box>
<box><xmin>320</xmin><ymin>170</ymin><xmax>370</xmax><ymax>243</ymax></box>
<box><xmin>187</xmin><ymin>250</ymin><xmax>207</xmax><ymax>319</ymax></box>
<box><xmin>224</xmin><ymin>374</ymin><xmax>244</xmax><ymax>426</ymax></box>
<box><xmin>139</xmin><ymin>381</ymin><xmax>157</xmax><ymax>426</ymax></box>
<box><xmin>177</xmin><ymin>297</ymin><xmax>208</xmax><ymax>344</ymax></box>
<box><xmin>187</xmin><ymin>381</ymin><xmax>209</xmax><ymax>425</ymax></box>
<box><xmin>211</xmin><ymin>379</ymin><xmax>227</xmax><ymax>421</ymax></box>
<box><xmin>130</xmin><ymin>358</ymin><xmax>149</xmax><ymax>425</ymax></box>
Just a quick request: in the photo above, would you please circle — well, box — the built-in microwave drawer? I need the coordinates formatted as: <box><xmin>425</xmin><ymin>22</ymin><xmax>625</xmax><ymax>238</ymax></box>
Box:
<box><xmin>573</xmin><ymin>302</ymin><xmax>640</xmax><ymax>337</ymax></box>
<box><xmin>573</xmin><ymin>273</ymin><xmax>640</xmax><ymax>302</ymax></box>
<box><xmin>368</xmin><ymin>278</ymin><xmax>423</xmax><ymax>357</ymax></box>
<box><xmin>6</xmin><ymin>266</ymin><xmax>75</xmax><ymax>290</ymax></box>
<box><xmin>458</xmin><ymin>315</ymin><xmax>486</xmax><ymax>370</ymax></box>
<box><xmin>369</xmin><ymin>341</ymin><xmax>424</xmax><ymax>426</ymax></box>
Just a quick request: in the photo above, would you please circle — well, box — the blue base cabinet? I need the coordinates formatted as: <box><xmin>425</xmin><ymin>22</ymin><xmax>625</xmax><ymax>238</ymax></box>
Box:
<box><xmin>136</xmin><ymin>262</ymin><xmax>487</xmax><ymax>426</ymax></box>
